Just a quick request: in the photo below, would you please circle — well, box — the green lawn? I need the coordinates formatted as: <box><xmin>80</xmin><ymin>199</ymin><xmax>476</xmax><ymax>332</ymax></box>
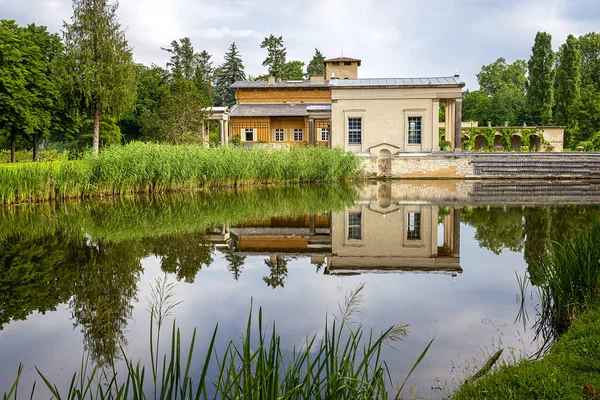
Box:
<box><xmin>453</xmin><ymin>307</ymin><xmax>600</xmax><ymax>399</ymax></box>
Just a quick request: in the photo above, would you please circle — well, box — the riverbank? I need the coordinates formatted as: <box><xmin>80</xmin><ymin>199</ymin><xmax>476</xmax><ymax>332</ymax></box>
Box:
<box><xmin>0</xmin><ymin>143</ymin><xmax>361</xmax><ymax>205</ymax></box>
<box><xmin>453</xmin><ymin>306</ymin><xmax>600</xmax><ymax>399</ymax></box>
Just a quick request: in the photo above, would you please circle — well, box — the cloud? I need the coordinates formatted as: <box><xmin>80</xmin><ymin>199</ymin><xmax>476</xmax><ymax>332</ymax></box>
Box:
<box><xmin>2</xmin><ymin>0</ymin><xmax>599</xmax><ymax>88</ymax></box>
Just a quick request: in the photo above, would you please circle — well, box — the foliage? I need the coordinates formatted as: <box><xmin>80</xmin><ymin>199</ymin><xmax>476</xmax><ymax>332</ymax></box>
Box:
<box><xmin>260</xmin><ymin>34</ymin><xmax>287</xmax><ymax>77</ymax></box>
<box><xmin>306</xmin><ymin>48</ymin><xmax>326</xmax><ymax>77</ymax></box>
<box><xmin>60</xmin><ymin>0</ymin><xmax>136</xmax><ymax>152</ymax></box>
<box><xmin>6</xmin><ymin>283</ymin><xmax>431</xmax><ymax>400</ymax></box>
<box><xmin>214</xmin><ymin>42</ymin><xmax>246</xmax><ymax>107</ymax></box>
<box><xmin>452</xmin><ymin>306</ymin><xmax>600</xmax><ymax>399</ymax></box>
<box><xmin>527</xmin><ymin>32</ymin><xmax>555</xmax><ymax>124</ymax></box>
<box><xmin>0</xmin><ymin>149</ymin><xmax>66</xmax><ymax>163</ymax></box>
<box><xmin>461</xmin><ymin>127</ymin><xmax>544</xmax><ymax>151</ymax></box>
<box><xmin>0</xmin><ymin>143</ymin><xmax>362</xmax><ymax>205</ymax></box>
<box><xmin>280</xmin><ymin>60</ymin><xmax>305</xmax><ymax>80</ymax></box>
<box><xmin>555</xmin><ymin>34</ymin><xmax>582</xmax><ymax>146</ymax></box>
<box><xmin>71</xmin><ymin>115</ymin><xmax>122</xmax><ymax>155</ymax></box>
<box><xmin>477</xmin><ymin>57</ymin><xmax>527</xmax><ymax>96</ymax></box>
<box><xmin>462</xmin><ymin>90</ymin><xmax>492</xmax><ymax>125</ymax></box>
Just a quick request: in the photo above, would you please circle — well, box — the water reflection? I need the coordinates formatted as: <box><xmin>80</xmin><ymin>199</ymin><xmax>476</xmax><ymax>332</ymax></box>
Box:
<box><xmin>2</xmin><ymin>180</ymin><xmax>600</xmax><ymax>396</ymax></box>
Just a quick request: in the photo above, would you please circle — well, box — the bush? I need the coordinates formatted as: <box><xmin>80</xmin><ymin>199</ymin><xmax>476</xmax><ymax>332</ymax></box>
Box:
<box><xmin>0</xmin><ymin>149</ymin><xmax>67</xmax><ymax>163</ymax></box>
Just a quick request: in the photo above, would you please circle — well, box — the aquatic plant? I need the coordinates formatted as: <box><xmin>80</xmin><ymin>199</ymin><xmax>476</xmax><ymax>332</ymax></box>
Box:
<box><xmin>4</xmin><ymin>283</ymin><xmax>433</xmax><ymax>399</ymax></box>
<box><xmin>0</xmin><ymin>142</ymin><xmax>362</xmax><ymax>205</ymax></box>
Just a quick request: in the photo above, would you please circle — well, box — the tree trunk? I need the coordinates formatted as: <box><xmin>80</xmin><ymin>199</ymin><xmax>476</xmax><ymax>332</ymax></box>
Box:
<box><xmin>10</xmin><ymin>133</ymin><xmax>16</xmax><ymax>163</ymax></box>
<box><xmin>93</xmin><ymin>105</ymin><xmax>100</xmax><ymax>153</ymax></box>
<box><xmin>33</xmin><ymin>134</ymin><xmax>41</xmax><ymax>162</ymax></box>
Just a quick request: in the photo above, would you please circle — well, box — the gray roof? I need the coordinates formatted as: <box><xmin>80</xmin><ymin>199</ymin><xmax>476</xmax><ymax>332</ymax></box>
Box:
<box><xmin>230</xmin><ymin>103</ymin><xmax>330</xmax><ymax>117</ymax></box>
<box><xmin>329</xmin><ymin>77</ymin><xmax>465</xmax><ymax>88</ymax></box>
<box><xmin>306</xmin><ymin>104</ymin><xmax>332</xmax><ymax>111</ymax></box>
<box><xmin>231</xmin><ymin>79</ymin><xmax>329</xmax><ymax>89</ymax></box>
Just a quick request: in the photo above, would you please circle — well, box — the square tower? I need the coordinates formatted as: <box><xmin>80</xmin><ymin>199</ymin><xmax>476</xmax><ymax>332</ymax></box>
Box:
<box><xmin>324</xmin><ymin>57</ymin><xmax>361</xmax><ymax>80</ymax></box>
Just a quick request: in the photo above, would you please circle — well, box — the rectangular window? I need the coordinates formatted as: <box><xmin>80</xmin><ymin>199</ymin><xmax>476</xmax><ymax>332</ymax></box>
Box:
<box><xmin>348</xmin><ymin>118</ymin><xmax>362</xmax><ymax>144</ymax></box>
<box><xmin>245</xmin><ymin>128</ymin><xmax>254</xmax><ymax>142</ymax></box>
<box><xmin>407</xmin><ymin>117</ymin><xmax>422</xmax><ymax>145</ymax></box>
<box><xmin>344</xmin><ymin>61</ymin><xmax>352</xmax><ymax>66</ymax></box>
<box><xmin>407</xmin><ymin>212</ymin><xmax>421</xmax><ymax>240</ymax></box>
<box><xmin>348</xmin><ymin>212</ymin><xmax>362</xmax><ymax>240</ymax></box>
<box><xmin>294</xmin><ymin>128</ymin><xmax>303</xmax><ymax>141</ymax></box>
<box><xmin>320</xmin><ymin>127</ymin><xmax>329</xmax><ymax>142</ymax></box>
<box><xmin>275</xmin><ymin>128</ymin><xmax>284</xmax><ymax>142</ymax></box>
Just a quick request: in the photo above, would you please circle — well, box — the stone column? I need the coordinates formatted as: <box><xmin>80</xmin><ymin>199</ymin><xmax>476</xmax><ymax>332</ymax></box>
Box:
<box><xmin>454</xmin><ymin>99</ymin><xmax>462</xmax><ymax>151</ymax></box>
<box><xmin>453</xmin><ymin>208</ymin><xmax>460</xmax><ymax>257</ymax></box>
<box><xmin>224</xmin><ymin>120</ymin><xmax>229</xmax><ymax>144</ymax></box>
<box><xmin>309</xmin><ymin>118</ymin><xmax>316</xmax><ymax>145</ymax></box>
<box><xmin>201</xmin><ymin>121</ymin><xmax>206</xmax><ymax>145</ymax></box>
<box><xmin>309</xmin><ymin>214</ymin><xmax>316</xmax><ymax>236</ymax></box>
<box><xmin>219</xmin><ymin>120</ymin><xmax>225</xmax><ymax>144</ymax></box>
<box><xmin>432</xmin><ymin>99</ymin><xmax>440</xmax><ymax>152</ymax></box>
<box><xmin>445</xmin><ymin>100</ymin><xmax>455</xmax><ymax>143</ymax></box>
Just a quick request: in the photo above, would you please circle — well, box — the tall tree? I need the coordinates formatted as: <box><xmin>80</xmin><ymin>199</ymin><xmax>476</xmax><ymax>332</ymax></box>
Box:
<box><xmin>162</xmin><ymin>37</ymin><xmax>198</xmax><ymax>81</ymax></box>
<box><xmin>554</xmin><ymin>34</ymin><xmax>582</xmax><ymax>146</ymax></box>
<box><xmin>477</xmin><ymin>58</ymin><xmax>527</xmax><ymax>96</ymax></box>
<box><xmin>195</xmin><ymin>49</ymin><xmax>214</xmax><ymax>102</ymax></box>
<box><xmin>306</xmin><ymin>48</ymin><xmax>326</xmax><ymax>77</ymax></box>
<box><xmin>214</xmin><ymin>42</ymin><xmax>245</xmax><ymax>107</ymax></box>
<box><xmin>527</xmin><ymin>32</ymin><xmax>555</xmax><ymax>125</ymax></box>
<box><xmin>280</xmin><ymin>60</ymin><xmax>305</xmax><ymax>80</ymax></box>
<box><xmin>60</xmin><ymin>0</ymin><xmax>136</xmax><ymax>153</ymax></box>
<box><xmin>260</xmin><ymin>34</ymin><xmax>286</xmax><ymax>77</ymax></box>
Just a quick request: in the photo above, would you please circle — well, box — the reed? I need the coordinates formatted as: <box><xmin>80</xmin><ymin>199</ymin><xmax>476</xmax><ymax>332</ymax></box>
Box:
<box><xmin>5</xmin><ymin>283</ymin><xmax>432</xmax><ymax>399</ymax></box>
<box><xmin>0</xmin><ymin>143</ymin><xmax>362</xmax><ymax>205</ymax></box>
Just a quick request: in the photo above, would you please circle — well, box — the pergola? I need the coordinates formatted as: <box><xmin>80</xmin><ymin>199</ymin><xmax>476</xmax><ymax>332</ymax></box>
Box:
<box><xmin>202</xmin><ymin>107</ymin><xmax>231</xmax><ymax>144</ymax></box>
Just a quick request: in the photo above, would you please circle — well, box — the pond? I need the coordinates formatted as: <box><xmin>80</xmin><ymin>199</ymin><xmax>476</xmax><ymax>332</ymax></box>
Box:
<box><xmin>1</xmin><ymin>180</ymin><xmax>600</xmax><ymax>398</ymax></box>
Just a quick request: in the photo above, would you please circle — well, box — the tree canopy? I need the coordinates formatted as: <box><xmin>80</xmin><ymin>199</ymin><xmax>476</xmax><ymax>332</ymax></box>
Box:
<box><xmin>214</xmin><ymin>42</ymin><xmax>246</xmax><ymax>107</ymax></box>
<box><xmin>260</xmin><ymin>34</ymin><xmax>287</xmax><ymax>77</ymax></box>
<box><xmin>306</xmin><ymin>48</ymin><xmax>326</xmax><ymax>77</ymax></box>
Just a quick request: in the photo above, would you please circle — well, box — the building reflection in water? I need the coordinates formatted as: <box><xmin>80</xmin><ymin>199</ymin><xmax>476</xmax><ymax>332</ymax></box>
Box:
<box><xmin>223</xmin><ymin>183</ymin><xmax>461</xmax><ymax>278</ymax></box>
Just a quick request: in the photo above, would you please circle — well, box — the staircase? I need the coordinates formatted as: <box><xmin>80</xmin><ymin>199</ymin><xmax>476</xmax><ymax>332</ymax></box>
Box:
<box><xmin>470</xmin><ymin>154</ymin><xmax>600</xmax><ymax>177</ymax></box>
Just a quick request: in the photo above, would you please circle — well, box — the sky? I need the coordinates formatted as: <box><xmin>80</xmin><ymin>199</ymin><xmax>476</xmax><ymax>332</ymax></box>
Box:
<box><xmin>2</xmin><ymin>0</ymin><xmax>600</xmax><ymax>89</ymax></box>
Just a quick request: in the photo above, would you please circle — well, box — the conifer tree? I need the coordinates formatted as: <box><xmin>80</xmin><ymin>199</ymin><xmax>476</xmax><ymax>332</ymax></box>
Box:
<box><xmin>260</xmin><ymin>35</ymin><xmax>286</xmax><ymax>77</ymax></box>
<box><xmin>214</xmin><ymin>42</ymin><xmax>246</xmax><ymax>107</ymax></box>
<box><xmin>306</xmin><ymin>48</ymin><xmax>326</xmax><ymax>77</ymax></box>
<box><xmin>527</xmin><ymin>32</ymin><xmax>555</xmax><ymax>125</ymax></box>
<box><xmin>60</xmin><ymin>0</ymin><xmax>136</xmax><ymax>152</ymax></box>
<box><xmin>555</xmin><ymin>34</ymin><xmax>582</xmax><ymax>145</ymax></box>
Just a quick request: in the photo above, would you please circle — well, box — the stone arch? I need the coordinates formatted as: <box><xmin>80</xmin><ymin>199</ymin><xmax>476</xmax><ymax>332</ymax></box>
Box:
<box><xmin>530</xmin><ymin>135</ymin><xmax>541</xmax><ymax>152</ymax></box>
<box><xmin>377</xmin><ymin>183</ymin><xmax>392</xmax><ymax>208</ymax></box>
<box><xmin>474</xmin><ymin>135</ymin><xmax>487</xmax><ymax>151</ymax></box>
<box><xmin>494</xmin><ymin>134</ymin><xmax>503</xmax><ymax>148</ymax></box>
<box><xmin>511</xmin><ymin>135</ymin><xmax>521</xmax><ymax>151</ymax></box>
<box><xmin>378</xmin><ymin>149</ymin><xmax>392</xmax><ymax>175</ymax></box>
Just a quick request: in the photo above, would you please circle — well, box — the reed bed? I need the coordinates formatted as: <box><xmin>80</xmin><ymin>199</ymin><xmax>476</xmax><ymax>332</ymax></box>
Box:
<box><xmin>4</xmin><ymin>281</ymin><xmax>431</xmax><ymax>400</ymax></box>
<box><xmin>0</xmin><ymin>143</ymin><xmax>362</xmax><ymax>205</ymax></box>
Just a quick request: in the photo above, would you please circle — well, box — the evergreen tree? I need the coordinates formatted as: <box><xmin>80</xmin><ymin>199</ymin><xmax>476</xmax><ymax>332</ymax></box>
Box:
<box><xmin>260</xmin><ymin>34</ymin><xmax>286</xmax><ymax>77</ymax></box>
<box><xmin>306</xmin><ymin>48</ymin><xmax>326</xmax><ymax>77</ymax></box>
<box><xmin>214</xmin><ymin>42</ymin><xmax>246</xmax><ymax>107</ymax></box>
<box><xmin>195</xmin><ymin>50</ymin><xmax>214</xmax><ymax>102</ymax></box>
<box><xmin>527</xmin><ymin>32</ymin><xmax>556</xmax><ymax>125</ymax></box>
<box><xmin>280</xmin><ymin>60</ymin><xmax>305</xmax><ymax>80</ymax></box>
<box><xmin>162</xmin><ymin>37</ymin><xmax>198</xmax><ymax>80</ymax></box>
<box><xmin>554</xmin><ymin>34</ymin><xmax>582</xmax><ymax>146</ymax></box>
<box><xmin>60</xmin><ymin>0</ymin><xmax>136</xmax><ymax>153</ymax></box>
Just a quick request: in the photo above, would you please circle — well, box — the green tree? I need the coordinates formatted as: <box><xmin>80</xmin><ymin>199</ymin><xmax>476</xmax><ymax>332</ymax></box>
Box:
<box><xmin>60</xmin><ymin>0</ymin><xmax>136</xmax><ymax>153</ymax></box>
<box><xmin>72</xmin><ymin>115</ymin><xmax>122</xmax><ymax>153</ymax></box>
<box><xmin>162</xmin><ymin>37</ymin><xmax>198</xmax><ymax>80</ymax></box>
<box><xmin>575</xmin><ymin>33</ymin><xmax>600</xmax><ymax>143</ymax></box>
<box><xmin>260</xmin><ymin>34</ymin><xmax>286</xmax><ymax>77</ymax></box>
<box><xmin>214</xmin><ymin>42</ymin><xmax>246</xmax><ymax>107</ymax></box>
<box><xmin>195</xmin><ymin>50</ymin><xmax>214</xmax><ymax>102</ymax></box>
<box><xmin>462</xmin><ymin>90</ymin><xmax>493</xmax><ymax>125</ymax></box>
<box><xmin>527</xmin><ymin>32</ymin><xmax>556</xmax><ymax>125</ymax></box>
<box><xmin>118</xmin><ymin>64</ymin><xmax>169</xmax><ymax>142</ymax></box>
<box><xmin>223</xmin><ymin>249</ymin><xmax>246</xmax><ymax>281</ymax></box>
<box><xmin>579</xmin><ymin>32</ymin><xmax>600</xmax><ymax>90</ymax></box>
<box><xmin>263</xmin><ymin>255</ymin><xmax>290</xmax><ymax>289</ymax></box>
<box><xmin>477</xmin><ymin>58</ymin><xmax>527</xmax><ymax>96</ymax></box>
<box><xmin>554</xmin><ymin>35</ymin><xmax>582</xmax><ymax>146</ymax></box>
<box><xmin>280</xmin><ymin>60</ymin><xmax>305</xmax><ymax>80</ymax></box>
<box><xmin>306</xmin><ymin>48</ymin><xmax>326</xmax><ymax>77</ymax></box>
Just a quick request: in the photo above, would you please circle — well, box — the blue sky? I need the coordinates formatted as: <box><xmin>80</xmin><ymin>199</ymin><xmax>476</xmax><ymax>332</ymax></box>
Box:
<box><xmin>2</xmin><ymin>0</ymin><xmax>599</xmax><ymax>89</ymax></box>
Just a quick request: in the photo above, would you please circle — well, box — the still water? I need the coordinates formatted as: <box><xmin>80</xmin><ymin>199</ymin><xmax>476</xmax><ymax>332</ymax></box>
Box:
<box><xmin>1</xmin><ymin>180</ymin><xmax>600</xmax><ymax>398</ymax></box>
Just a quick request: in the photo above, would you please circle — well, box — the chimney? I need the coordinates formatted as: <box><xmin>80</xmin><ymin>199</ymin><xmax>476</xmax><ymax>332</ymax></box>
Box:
<box><xmin>267</xmin><ymin>75</ymin><xmax>275</xmax><ymax>85</ymax></box>
<box><xmin>454</xmin><ymin>70</ymin><xmax>460</xmax><ymax>78</ymax></box>
<box><xmin>310</xmin><ymin>75</ymin><xmax>324</xmax><ymax>83</ymax></box>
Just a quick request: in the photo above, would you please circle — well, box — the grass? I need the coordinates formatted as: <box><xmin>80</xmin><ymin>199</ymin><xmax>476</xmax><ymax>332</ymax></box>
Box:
<box><xmin>453</xmin><ymin>221</ymin><xmax>600</xmax><ymax>399</ymax></box>
<box><xmin>452</xmin><ymin>307</ymin><xmax>600</xmax><ymax>400</ymax></box>
<box><xmin>0</xmin><ymin>143</ymin><xmax>362</xmax><ymax>205</ymax></box>
<box><xmin>3</xmin><ymin>280</ymin><xmax>433</xmax><ymax>400</ymax></box>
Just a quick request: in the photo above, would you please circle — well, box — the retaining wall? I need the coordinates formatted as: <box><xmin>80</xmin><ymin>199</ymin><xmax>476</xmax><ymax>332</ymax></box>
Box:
<box><xmin>361</xmin><ymin>153</ymin><xmax>600</xmax><ymax>179</ymax></box>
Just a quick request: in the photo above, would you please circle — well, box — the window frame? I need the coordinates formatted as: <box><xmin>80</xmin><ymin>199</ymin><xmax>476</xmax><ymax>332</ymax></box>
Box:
<box><xmin>407</xmin><ymin>116</ymin><xmax>422</xmax><ymax>145</ymax></box>
<box><xmin>293</xmin><ymin>128</ymin><xmax>303</xmax><ymax>142</ymax></box>
<box><xmin>406</xmin><ymin>212</ymin><xmax>422</xmax><ymax>241</ymax></box>
<box><xmin>320</xmin><ymin>127</ymin><xmax>330</xmax><ymax>142</ymax></box>
<box><xmin>347</xmin><ymin>117</ymin><xmax>362</xmax><ymax>145</ymax></box>
<box><xmin>244</xmin><ymin>128</ymin><xmax>255</xmax><ymax>142</ymax></box>
<box><xmin>275</xmin><ymin>128</ymin><xmax>285</xmax><ymax>142</ymax></box>
<box><xmin>347</xmin><ymin>212</ymin><xmax>362</xmax><ymax>240</ymax></box>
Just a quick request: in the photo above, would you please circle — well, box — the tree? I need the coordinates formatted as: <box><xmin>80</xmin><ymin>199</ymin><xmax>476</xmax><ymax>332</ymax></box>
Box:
<box><xmin>214</xmin><ymin>42</ymin><xmax>246</xmax><ymax>107</ymax></box>
<box><xmin>263</xmin><ymin>255</ymin><xmax>290</xmax><ymax>289</ymax></box>
<box><xmin>306</xmin><ymin>48</ymin><xmax>326</xmax><ymax>77</ymax></box>
<box><xmin>462</xmin><ymin>90</ymin><xmax>493</xmax><ymax>125</ymax></box>
<box><xmin>195</xmin><ymin>50</ymin><xmax>214</xmax><ymax>102</ymax></box>
<box><xmin>554</xmin><ymin>34</ymin><xmax>582</xmax><ymax>146</ymax></box>
<box><xmin>477</xmin><ymin>58</ymin><xmax>527</xmax><ymax>96</ymax></box>
<box><xmin>260</xmin><ymin>35</ymin><xmax>286</xmax><ymax>77</ymax></box>
<box><xmin>527</xmin><ymin>32</ymin><xmax>555</xmax><ymax>125</ymax></box>
<box><xmin>280</xmin><ymin>60</ymin><xmax>305</xmax><ymax>80</ymax></box>
<box><xmin>60</xmin><ymin>0</ymin><xmax>136</xmax><ymax>153</ymax></box>
<box><xmin>579</xmin><ymin>32</ymin><xmax>600</xmax><ymax>91</ymax></box>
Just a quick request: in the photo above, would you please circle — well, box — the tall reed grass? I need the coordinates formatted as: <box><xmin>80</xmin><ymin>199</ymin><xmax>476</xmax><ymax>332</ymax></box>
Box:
<box><xmin>4</xmin><ymin>281</ymin><xmax>432</xmax><ymax>400</ymax></box>
<box><xmin>0</xmin><ymin>143</ymin><xmax>362</xmax><ymax>205</ymax></box>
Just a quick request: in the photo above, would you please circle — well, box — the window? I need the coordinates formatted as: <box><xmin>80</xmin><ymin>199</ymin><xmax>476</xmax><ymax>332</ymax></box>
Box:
<box><xmin>407</xmin><ymin>212</ymin><xmax>421</xmax><ymax>240</ymax></box>
<box><xmin>332</xmin><ymin>62</ymin><xmax>340</xmax><ymax>66</ymax></box>
<box><xmin>408</xmin><ymin>117</ymin><xmax>422</xmax><ymax>145</ymax></box>
<box><xmin>348</xmin><ymin>118</ymin><xmax>362</xmax><ymax>144</ymax></box>
<box><xmin>294</xmin><ymin>128</ymin><xmax>303</xmax><ymax>141</ymax></box>
<box><xmin>275</xmin><ymin>129</ymin><xmax>284</xmax><ymax>142</ymax></box>
<box><xmin>320</xmin><ymin>127</ymin><xmax>329</xmax><ymax>142</ymax></box>
<box><xmin>348</xmin><ymin>212</ymin><xmax>362</xmax><ymax>240</ymax></box>
<box><xmin>245</xmin><ymin>128</ymin><xmax>254</xmax><ymax>142</ymax></box>
<box><xmin>344</xmin><ymin>61</ymin><xmax>352</xmax><ymax>65</ymax></box>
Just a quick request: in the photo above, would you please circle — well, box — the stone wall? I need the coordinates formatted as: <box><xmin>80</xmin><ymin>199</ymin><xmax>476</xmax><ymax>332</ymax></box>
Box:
<box><xmin>361</xmin><ymin>155</ymin><xmax>474</xmax><ymax>178</ymax></box>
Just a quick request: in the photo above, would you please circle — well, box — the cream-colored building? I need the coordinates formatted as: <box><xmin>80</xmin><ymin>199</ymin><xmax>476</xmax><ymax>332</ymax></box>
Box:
<box><xmin>329</xmin><ymin>78</ymin><xmax>465</xmax><ymax>156</ymax></box>
<box><xmin>324</xmin><ymin>57</ymin><xmax>361</xmax><ymax>80</ymax></box>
